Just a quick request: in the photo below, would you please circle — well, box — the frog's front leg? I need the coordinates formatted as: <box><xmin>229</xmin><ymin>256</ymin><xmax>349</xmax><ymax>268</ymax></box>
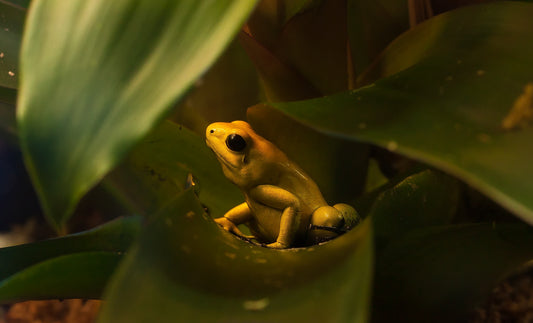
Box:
<box><xmin>216</xmin><ymin>203</ymin><xmax>254</xmax><ymax>239</ymax></box>
<box><xmin>249</xmin><ymin>185</ymin><xmax>300</xmax><ymax>249</ymax></box>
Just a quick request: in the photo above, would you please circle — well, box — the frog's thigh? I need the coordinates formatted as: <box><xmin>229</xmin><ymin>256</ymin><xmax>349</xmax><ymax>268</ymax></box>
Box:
<box><xmin>249</xmin><ymin>185</ymin><xmax>300</xmax><ymax>210</ymax></box>
<box><xmin>250</xmin><ymin>185</ymin><xmax>300</xmax><ymax>247</ymax></box>
<box><xmin>224</xmin><ymin>202</ymin><xmax>253</xmax><ymax>224</ymax></box>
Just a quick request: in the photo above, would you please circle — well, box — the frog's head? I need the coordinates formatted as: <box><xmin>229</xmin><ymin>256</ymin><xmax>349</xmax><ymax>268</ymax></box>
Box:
<box><xmin>206</xmin><ymin>121</ymin><xmax>282</xmax><ymax>188</ymax></box>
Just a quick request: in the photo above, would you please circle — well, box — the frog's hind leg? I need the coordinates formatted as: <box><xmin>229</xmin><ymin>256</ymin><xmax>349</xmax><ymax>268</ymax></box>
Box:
<box><xmin>307</xmin><ymin>204</ymin><xmax>361</xmax><ymax>245</ymax></box>
<box><xmin>307</xmin><ymin>206</ymin><xmax>344</xmax><ymax>244</ymax></box>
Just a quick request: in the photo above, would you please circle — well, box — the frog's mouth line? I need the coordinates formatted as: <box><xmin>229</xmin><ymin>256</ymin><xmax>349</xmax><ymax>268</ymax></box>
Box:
<box><xmin>206</xmin><ymin>139</ymin><xmax>238</xmax><ymax>170</ymax></box>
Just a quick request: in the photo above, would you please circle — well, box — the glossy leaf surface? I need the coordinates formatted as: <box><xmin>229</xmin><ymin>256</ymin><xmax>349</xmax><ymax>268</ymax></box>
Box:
<box><xmin>0</xmin><ymin>216</ymin><xmax>141</xmax><ymax>280</ymax></box>
<box><xmin>369</xmin><ymin>169</ymin><xmax>460</xmax><ymax>246</ymax></box>
<box><xmin>0</xmin><ymin>252</ymin><xmax>121</xmax><ymax>304</ymax></box>
<box><xmin>17</xmin><ymin>0</ymin><xmax>257</xmax><ymax>229</ymax></box>
<box><xmin>99</xmin><ymin>190</ymin><xmax>373</xmax><ymax>323</ymax></box>
<box><xmin>269</xmin><ymin>2</ymin><xmax>533</xmax><ymax>224</ymax></box>
<box><xmin>373</xmin><ymin>223</ymin><xmax>533</xmax><ymax>322</ymax></box>
<box><xmin>0</xmin><ymin>216</ymin><xmax>140</xmax><ymax>303</ymax></box>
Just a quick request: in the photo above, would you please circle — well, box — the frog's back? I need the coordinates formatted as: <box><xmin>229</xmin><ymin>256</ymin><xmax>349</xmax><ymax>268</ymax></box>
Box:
<box><xmin>277</xmin><ymin>161</ymin><xmax>327</xmax><ymax>212</ymax></box>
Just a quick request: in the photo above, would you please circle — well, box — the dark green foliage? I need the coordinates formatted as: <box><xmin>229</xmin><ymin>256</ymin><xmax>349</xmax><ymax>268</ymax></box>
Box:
<box><xmin>0</xmin><ymin>1</ymin><xmax>532</xmax><ymax>322</ymax></box>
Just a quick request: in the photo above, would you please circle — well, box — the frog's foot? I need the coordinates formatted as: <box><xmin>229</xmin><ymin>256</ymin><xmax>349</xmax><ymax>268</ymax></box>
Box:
<box><xmin>236</xmin><ymin>233</ymin><xmax>257</xmax><ymax>240</ymax></box>
<box><xmin>215</xmin><ymin>217</ymin><xmax>255</xmax><ymax>239</ymax></box>
<box><xmin>266</xmin><ymin>241</ymin><xmax>288</xmax><ymax>249</ymax></box>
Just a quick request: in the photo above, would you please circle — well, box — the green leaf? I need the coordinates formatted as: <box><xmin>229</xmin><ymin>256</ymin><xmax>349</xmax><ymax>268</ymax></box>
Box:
<box><xmin>107</xmin><ymin>121</ymin><xmax>242</xmax><ymax>217</ymax></box>
<box><xmin>0</xmin><ymin>252</ymin><xmax>122</xmax><ymax>303</ymax></box>
<box><xmin>0</xmin><ymin>0</ymin><xmax>24</xmax><ymax>89</ymax></box>
<box><xmin>17</xmin><ymin>0</ymin><xmax>258</xmax><ymax>230</ymax></box>
<box><xmin>99</xmin><ymin>190</ymin><xmax>373</xmax><ymax>323</ymax></box>
<box><xmin>0</xmin><ymin>216</ymin><xmax>141</xmax><ymax>280</ymax></box>
<box><xmin>268</xmin><ymin>2</ymin><xmax>533</xmax><ymax>224</ymax></box>
<box><xmin>0</xmin><ymin>216</ymin><xmax>140</xmax><ymax>303</ymax></box>
<box><xmin>369</xmin><ymin>169</ymin><xmax>460</xmax><ymax>247</ymax></box>
<box><xmin>373</xmin><ymin>223</ymin><xmax>533</xmax><ymax>322</ymax></box>
<box><xmin>353</xmin><ymin>163</ymin><xmax>427</xmax><ymax>217</ymax></box>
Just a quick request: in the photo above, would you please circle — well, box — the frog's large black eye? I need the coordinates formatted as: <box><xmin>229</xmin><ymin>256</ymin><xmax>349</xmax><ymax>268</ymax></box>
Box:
<box><xmin>225</xmin><ymin>134</ymin><xmax>247</xmax><ymax>152</ymax></box>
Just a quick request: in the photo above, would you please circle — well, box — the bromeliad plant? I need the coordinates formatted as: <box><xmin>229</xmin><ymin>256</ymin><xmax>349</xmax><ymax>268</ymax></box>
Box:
<box><xmin>1</xmin><ymin>0</ymin><xmax>533</xmax><ymax>322</ymax></box>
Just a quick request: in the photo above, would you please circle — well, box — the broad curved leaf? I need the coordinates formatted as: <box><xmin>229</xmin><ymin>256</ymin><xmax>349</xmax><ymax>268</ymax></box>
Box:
<box><xmin>268</xmin><ymin>2</ymin><xmax>533</xmax><ymax>224</ymax></box>
<box><xmin>17</xmin><ymin>0</ymin><xmax>258</xmax><ymax>230</ymax></box>
<box><xmin>0</xmin><ymin>252</ymin><xmax>121</xmax><ymax>304</ymax></box>
<box><xmin>373</xmin><ymin>223</ymin><xmax>533</xmax><ymax>322</ymax></box>
<box><xmin>0</xmin><ymin>216</ymin><xmax>140</xmax><ymax>303</ymax></box>
<box><xmin>99</xmin><ymin>190</ymin><xmax>373</xmax><ymax>323</ymax></box>
<box><xmin>369</xmin><ymin>169</ymin><xmax>460</xmax><ymax>247</ymax></box>
<box><xmin>0</xmin><ymin>216</ymin><xmax>141</xmax><ymax>281</ymax></box>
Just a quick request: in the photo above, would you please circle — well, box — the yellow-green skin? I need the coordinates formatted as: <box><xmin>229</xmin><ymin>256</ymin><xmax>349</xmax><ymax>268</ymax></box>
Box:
<box><xmin>206</xmin><ymin>121</ymin><xmax>357</xmax><ymax>249</ymax></box>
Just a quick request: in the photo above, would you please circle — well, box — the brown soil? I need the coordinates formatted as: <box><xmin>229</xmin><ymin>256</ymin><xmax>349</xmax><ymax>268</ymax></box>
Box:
<box><xmin>471</xmin><ymin>268</ymin><xmax>533</xmax><ymax>323</ymax></box>
<box><xmin>4</xmin><ymin>300</ymin><xmax>101</xmax><ymax>323</ymax></box>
